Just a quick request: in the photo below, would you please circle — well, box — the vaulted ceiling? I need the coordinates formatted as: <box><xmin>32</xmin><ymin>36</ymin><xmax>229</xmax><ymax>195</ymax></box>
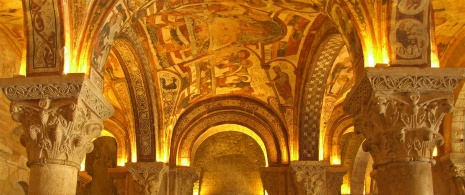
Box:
<box><xmin>1</xmin><ymin>0</ymin><xmax>465</xmax><ymax>164</ymax></box>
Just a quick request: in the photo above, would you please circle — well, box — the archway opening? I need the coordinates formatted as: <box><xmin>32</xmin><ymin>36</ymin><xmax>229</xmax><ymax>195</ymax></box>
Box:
<box><xmin>192</xmin><ymin>129</ymin><xmax>267</xmax><ymax>195</ymax></box>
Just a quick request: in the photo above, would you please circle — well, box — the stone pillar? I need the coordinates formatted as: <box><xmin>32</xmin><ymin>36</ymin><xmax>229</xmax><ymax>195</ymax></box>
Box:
<box><xmin>168</xmin><ymin>167</ymin><xmax>198</xmax><ymax>195</ymax></box>
<box><xmin>126</xmin><ymin>162</ymin><xmax>168</xmax><ymax>195</ymax></box>
<box><xmin>259</xmin><ymin>166</ymin><xmax>288</xmax><ymax>195</ymax></box>
<box><xmin>433</xmin><ymin>154</ymin><xmax>465</xmax><ymax>195</ymax></box>
<box><xmin>290</xmin><ymin>161</ymin><xmax>329</xmax><ymax>195</ymax></box>
<box><xmin>0</xmin><ymin>74</ymin><xmax>114</xmax><ymax>195</ymax></box>
<box><xmin>328</xmin><ymin>166</ymin><xmax>347</xmax><ymax>195</ymax></box>
<box><xmin>343</xmin><ymin>67</ymin><xmax>465</xmax><ymax>195</ymax></box>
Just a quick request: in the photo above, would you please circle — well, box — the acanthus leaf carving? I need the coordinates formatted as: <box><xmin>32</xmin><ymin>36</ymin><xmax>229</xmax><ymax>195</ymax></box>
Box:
<box><xmin>12</xmin><ymin>98</ymin><xmax>103</xmax><ymax>169</ymax></box>
<box><xmin>290</xmin><ymin>161</ymin><xmax>329</xmax><ymax>195</ymax></box>
<box><xmin>126</xmin><ymin>162</ymin><xmax>168</xmax><ymax>195</ymax></box>
<box><xmin>344</xmin><ymin>67</ymin><xmax>465</xmax><ymax>167</ymax></box>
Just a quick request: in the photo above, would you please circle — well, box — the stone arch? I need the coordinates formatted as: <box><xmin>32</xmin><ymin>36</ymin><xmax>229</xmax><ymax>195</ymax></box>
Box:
<box><xmin>170</xmin><ymin>96</ymin><xmax>289</xmax><ymax>166</ymax></box>
<box><xmin>191</xmin><ymin>124</ymin><xmax>269</xmax><ymax>167</ymax></box>
<box><xmin>103</xmin><ymin>120</ymin><xmax>131</xmax><ymax>165</ymax></box>
<box><xmin>297</xmin><ymin>17</ymin><xmax>346</xmax><ymax>160</ymax></box>
<box><xmin>350</xmin><ymin>144</ymin><xmax>372</xmax><ymax>195</ymax></box>
<box><xmin>323</xmin><ymin>104</ymin><xmax>354</xmax><ymax>162</ymax></box>
<box><xmin>111</xmin><ymin>37</ymin><xmax>157</xmax><ymax>161</ymax></box>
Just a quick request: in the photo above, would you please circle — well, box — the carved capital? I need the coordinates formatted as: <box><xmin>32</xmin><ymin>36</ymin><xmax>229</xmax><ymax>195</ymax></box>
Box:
<box><xmin>344</xmin><ymin>67</ymin><xmax>465</xmax><ymax>166</ymax></box>
<box><xmin>0</xmin><ymin>74</ymin><xmax>114</xmax><ymax>169</ymax></box>
<box><xmin>328</xmin><ymin>166</ymin><xmax>347</xmax><ymax>195</ymax></box>
<box><xmin>290</xmin><ymin>161</ymin><xmax>329</xmax><ymax>195</ymax></box>
<box><xmin>171</xmin><ymin>167</ymin><xmax>198</xmax><ymax>195</ymax></box>
<box><xmin>126</xmin><ymin>162</ymin><xmax>168</xmax><ymax>195</ymax></box>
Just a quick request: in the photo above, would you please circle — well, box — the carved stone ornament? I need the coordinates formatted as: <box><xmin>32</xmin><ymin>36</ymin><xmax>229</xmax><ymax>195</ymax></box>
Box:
<box><xmin>290</xmin><ymin>161</ymin><xmax>329</xmax><ymax>195</ymax></box>
<box><xmin>126</xmin><ymin>162</ymin><xmax>168</xmax><ymax>195</ymax></box>
<box><xmin>173</xmin><ymin>167</ymin><xmax>198</xmax><ymax>195</ymax></box>
<box><xmin>0</xmin><ymin>74</ymin><xmax>114</xmax><ymax>169</ymax></box>
<box><xmin>344</xmin><ymin>67</ymin><xmax>465</xmax><ymax>167</ymax></box>
<box><xmin>328</xmin><ymin>166</ymin><xmax>347</xmax><ymax>195</ymax></box>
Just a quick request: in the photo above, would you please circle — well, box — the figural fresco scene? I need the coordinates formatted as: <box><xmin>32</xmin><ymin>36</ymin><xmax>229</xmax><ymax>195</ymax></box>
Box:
<box><xmin>1</xmin><ymin>0</ymin><xmax>465</xmax><ymax>194</ymax></box>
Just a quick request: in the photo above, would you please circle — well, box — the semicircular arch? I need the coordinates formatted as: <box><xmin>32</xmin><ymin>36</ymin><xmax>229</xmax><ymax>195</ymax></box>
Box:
<box><xmin>170</xmin><ymin>96</ymin><xmax>289</xmax><ymax>166</ymax></box>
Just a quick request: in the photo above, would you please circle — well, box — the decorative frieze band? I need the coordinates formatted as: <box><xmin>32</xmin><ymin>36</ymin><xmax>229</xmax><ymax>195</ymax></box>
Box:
<box><xmin>345</xmin><ymin>67</ymin><xmax>465</xmax><ymax>115</ymax></box>
<box><xmin>0</xmin><ymin>73</ymin><xmax>114</xmax><ymax>119</ymax></box>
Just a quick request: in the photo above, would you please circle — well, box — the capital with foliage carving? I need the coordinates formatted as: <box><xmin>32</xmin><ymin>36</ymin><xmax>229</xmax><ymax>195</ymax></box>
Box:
<box><xmin>290</xmin><ymin>161</ymin><xmax>329</xmax><ymax>195</ymax></box>
<box><xmin>0</xmin><ymin>74</ymin><xmax>114</xmax><ymax>169</ymax></box>
<box><xmin>172</xmin><ymin>167</ymin><xmax>198</xmax><ymax>195</ymax></box>
<box><xmin>344</xmin><ymin>67</ymin><xmax>465</xmax><ymax>167</ymax></box>
<box><xmin>126</xmin><ymin>162</ymin><xmax>168</xmax><ymax>195</ymax></box>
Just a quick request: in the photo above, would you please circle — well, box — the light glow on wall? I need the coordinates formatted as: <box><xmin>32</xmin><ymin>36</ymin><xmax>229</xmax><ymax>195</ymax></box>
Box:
<box><xmin>341</xmin><ymin>183</ymin><xmax>351</xmax><ymax>194</ymax></box>
<box><xmin>180</xmin><ymin>158</ymin><xmax>190</xmax><ymax>167</ymax></box>
<box><xmin>431</xmin><ymin>52</ymin><xmax>440</xmax><ymax>68</ymax></box>
<box><xmin>331</xmin><ymin>155</ymin><xmax>341</xmax><ymax>165</ymax></box>
<box><xmin>433</xmin><ymin>146</ymin><xmax>438</xmax><ymax>157</ymax></box>
<box><xmin>18</xmin><ymin>49</ymin><xmax>27</xmax><ymax>76</ymax></box>
<box><xmin>190</xmin><ymin>124</ymin><xmax>269</xmax><ymax>167</ymax></box>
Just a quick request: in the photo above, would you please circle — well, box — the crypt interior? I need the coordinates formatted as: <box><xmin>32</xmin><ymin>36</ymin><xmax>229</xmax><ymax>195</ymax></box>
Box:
<box><xmin>1</xmin><ymin>0</ymin><xmax>465</xmax><ymax>194</ymax></box>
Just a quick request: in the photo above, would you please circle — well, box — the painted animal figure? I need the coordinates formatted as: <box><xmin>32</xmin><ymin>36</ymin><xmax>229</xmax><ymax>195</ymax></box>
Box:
<box><xmin>161</xmin><ymin>77</ymin><xmax>178</xmax><ymax>91</ymax></box>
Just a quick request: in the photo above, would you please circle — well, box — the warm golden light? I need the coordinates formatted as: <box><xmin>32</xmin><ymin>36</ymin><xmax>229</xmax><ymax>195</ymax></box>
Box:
<box><xmin>19</xmin><ymin>49</ymin><xmax>26</xmax><ymax>76</ymax></box>
<box><xmin>193</xmin><ymin>181</ymin><xmax>199</xmax><ymax>195</ymax></box>
<box><xmin>341</xmin><ymin>183</ymin><xmax>351</xmax><ymax>194</ymax></box>
<box><xmin>180</xmin><ymin>158</ymin><xmax>190</xmax><ymax>167</ymax></box>
<box><xmin>131</xmin><ymin>147</ymin><xmax>137</xmax><ymax>163</ymax></box>
<box><xmin>433</xmin><ymin>146</ymin><xmax>438</xmax><ymax>157</ymax></box>
<box><xmin>80</xmin><ymin>156</ymin><xmax>86</xmax><ymax>171</ymax></box>
<box><xmin>431</xmin><ymin>52</ymin><xmax>440</xmax><ymax>68</ymax></box>
<box><xmin>331</xmin><ymin>155</ymin><xmax>341</xmax><ymax>165</ymax></box>
<box><xmin>191</xmin><ymin>124</ymin><xmax>269</xmax><ymax>167</ymax></box>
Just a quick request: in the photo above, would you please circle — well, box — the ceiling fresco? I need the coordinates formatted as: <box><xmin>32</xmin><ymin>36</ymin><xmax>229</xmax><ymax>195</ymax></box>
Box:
<box><xmin>117</xmin><ymin>0</ymin><xmax>323</xmax><ymax>138</ymax></box>
<box><xmin>2</xmin><ymin>0</ymin><xmax>465</xmax><ymax>163</ymax></box>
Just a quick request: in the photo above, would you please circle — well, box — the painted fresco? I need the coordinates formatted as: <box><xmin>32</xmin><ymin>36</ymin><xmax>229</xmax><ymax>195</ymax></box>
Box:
<box><xmin>265</xmin><ymin>61</ymin><xmax>296</xmax><ymax>105</ymax></box>
<box><xmin>389</xmin><ymin>0</ymin><xmax>430</xmax><ymax>66</ymax></box>
<box><xmin>137</xmin><ymin>2</ymin><xmax>314</xmax><ymax>122</ymax></box>
<box><xmin>325</xmin><ymin>47</ymin><xmax>354</xmax><ymax>98</ymax></box>
<box><xmin>173</xmin><ymin>47</ymin><xmax>275</xmax><ymax>114</ymax></box>
<box><xmin>145</xmin><ymin>4</ymin><xmax>285</xmax><ymax>68</ymax></box>
<box><xmin>91</xmin><ymin>5</ymin><xmax>127</xmax><ymax>72</ymax></box>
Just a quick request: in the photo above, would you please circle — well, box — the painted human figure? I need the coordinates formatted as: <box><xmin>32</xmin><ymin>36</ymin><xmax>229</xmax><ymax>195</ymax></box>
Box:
<box><xmin>267</xmin><ymin>66</ymin><xmax>293</xmax><ymax>104</ymax></box>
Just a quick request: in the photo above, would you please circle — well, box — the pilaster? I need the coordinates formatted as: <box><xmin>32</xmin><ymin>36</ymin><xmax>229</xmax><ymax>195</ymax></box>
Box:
<box><xmin>126</xmin><ymin>162</ymin><xmax>168</xmax><ymax>195</ymax></box>
<box><xmin>343</xmin><ymin>67</ymin><xmax>465</xmax><ymax>195</ymax></box>
<box><xmin>0</xmin><ymin>73</ymin><xmax>114</xmax><ymax>195</ymax></box>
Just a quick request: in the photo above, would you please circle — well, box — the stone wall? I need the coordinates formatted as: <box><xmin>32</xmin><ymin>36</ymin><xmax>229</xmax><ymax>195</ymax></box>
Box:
<box><xmin>0</xmin><ymin>25</ymin><xmax>28</xmax><ymax>195</ymax></box>
<box><xmin>0</xmin><ymin>94</ymin><xmax>29</xmax><ymax>195</ymax></box>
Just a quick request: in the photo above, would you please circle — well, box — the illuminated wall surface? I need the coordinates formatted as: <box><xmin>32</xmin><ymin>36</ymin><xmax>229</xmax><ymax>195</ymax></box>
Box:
<box><xmin>193</xmin><ymin>131</ymin><xmax>266</xmax><ymax>195</ymax></box>
<box><xmin>2</xmin><ymin>0</ymin><xmax>465</xmax><ymax>195</ymax></box>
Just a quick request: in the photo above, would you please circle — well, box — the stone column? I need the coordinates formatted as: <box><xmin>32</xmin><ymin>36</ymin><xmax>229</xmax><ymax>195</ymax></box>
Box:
<box><xmin>328</xmin><ymin>166</ymin><xmax>347</xmax><ymax>195</ymax></box>
<box><xmin>259</xmin><ymin>166</ymin><xmax>288</xmax><ymax>195</ymax></box>
<box><xmin>126</xmin><ymin>162</ymin><xmax>168</xmax><ymax>195</ymax></box>
<box><xmin>290</xmin><ymin>161</ymin><xmax>329</xmax><ymax>195</ymax></box>
<box><xmin>168</xmin><ymin>167</ymin><xmax>198</xmax><ymax>195</ymax></box>
<box><xmin>0</xmin><ymin>74</ymin><xmax>114</xmax><ymax>195</ymax></box>
<box><xmin>343</xmin><ymin>67</ymin><xmax>465</xmax><ymax>195</ymax></box>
